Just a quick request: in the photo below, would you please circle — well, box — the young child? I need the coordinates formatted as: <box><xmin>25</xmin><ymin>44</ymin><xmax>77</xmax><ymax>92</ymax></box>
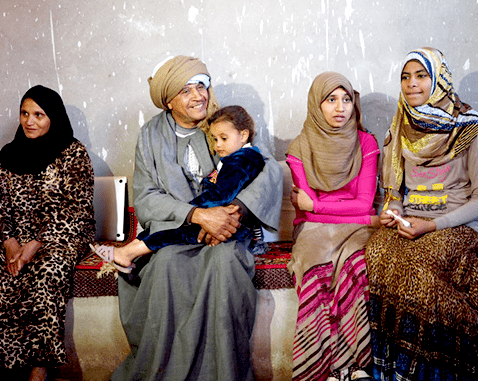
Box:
<box><xmin>90</xmin><ymin>105</ymin><xmax>265</xmax><ymax>273</ymax></box>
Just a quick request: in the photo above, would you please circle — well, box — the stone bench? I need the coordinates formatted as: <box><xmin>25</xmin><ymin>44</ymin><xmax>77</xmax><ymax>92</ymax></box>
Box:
<box><xmin>58</xmin><ymin>161</ymin><xmax>298</xmax><ymax>380</ymax></box>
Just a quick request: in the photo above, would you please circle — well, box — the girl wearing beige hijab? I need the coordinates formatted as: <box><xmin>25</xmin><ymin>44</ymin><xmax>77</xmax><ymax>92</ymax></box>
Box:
<box><xmin>286</xmin><ymin>72</ymin><xmax>379</xmax><ymax>381</ymax></box>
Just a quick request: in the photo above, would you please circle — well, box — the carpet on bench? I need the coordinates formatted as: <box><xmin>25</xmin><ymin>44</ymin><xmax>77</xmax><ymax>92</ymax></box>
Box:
<box><xmin>72</xmin><ymin>207</ymin><xmax>293</xmax><ymax>298</ymax></box>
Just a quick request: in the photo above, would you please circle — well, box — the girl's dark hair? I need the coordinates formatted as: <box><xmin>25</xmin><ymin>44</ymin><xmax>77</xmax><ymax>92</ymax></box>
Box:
<box><xmin>208</xmin><ymin>105</ymin><xmax>255</xmax><ymax>142</ymax></box>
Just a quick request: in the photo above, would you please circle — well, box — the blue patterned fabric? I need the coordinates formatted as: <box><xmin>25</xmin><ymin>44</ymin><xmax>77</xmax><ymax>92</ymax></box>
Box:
<box><xmin>370</xmin><ymin>293</ymin><xmax>478</xmax><ymax>381</ymax></box>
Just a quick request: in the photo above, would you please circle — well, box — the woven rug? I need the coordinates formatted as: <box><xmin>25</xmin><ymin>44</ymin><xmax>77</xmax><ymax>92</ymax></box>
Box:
<box><xmin>253</xmin><ymin>241</ymin><xmax>293</xmax><ymax>289</ymax></box>
<box><xmin>71</xmin><ymin>207</ymin><xmax>137</xmax><ymax>297</ymax></box>
<box><xmin>73</xmin><ymin>209</ymin><xmax>294</xmax><ymax>297</ymax></box>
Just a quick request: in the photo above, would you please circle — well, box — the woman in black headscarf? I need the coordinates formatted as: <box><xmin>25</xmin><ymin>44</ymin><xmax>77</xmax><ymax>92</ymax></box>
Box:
<box><xmin>0</xmin><ymin>85</ymin><xmax>95</xmax><ymax>380</ymax></box>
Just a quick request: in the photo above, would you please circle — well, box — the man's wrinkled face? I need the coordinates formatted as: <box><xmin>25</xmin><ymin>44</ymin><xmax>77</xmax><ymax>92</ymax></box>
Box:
<box><xmin>167</xmin><ymin>83</ymin><xmax>209</xmax><ymax>128</ymax></box>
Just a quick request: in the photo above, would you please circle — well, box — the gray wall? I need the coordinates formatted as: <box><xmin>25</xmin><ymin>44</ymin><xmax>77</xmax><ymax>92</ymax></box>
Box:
<box><xmin>2</xmin><ymin>0</ymin><xmax>478</xmax><ymax>198</ymax></box>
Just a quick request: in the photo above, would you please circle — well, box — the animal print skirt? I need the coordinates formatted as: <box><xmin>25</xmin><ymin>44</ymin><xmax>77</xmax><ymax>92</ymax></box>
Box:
<box><xmin>0</xmin><ymin>243</ymin><xmax>78</xmax><ymax>369</ymax></box>
<box><xmin>365</xmin><ymin>224</ymin><xmax>478</xmax><ymax>381</ymax></box>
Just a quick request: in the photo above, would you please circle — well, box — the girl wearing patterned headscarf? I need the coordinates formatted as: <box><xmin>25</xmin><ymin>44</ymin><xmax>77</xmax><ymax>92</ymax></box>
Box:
<box><xmin>0</xmin><ymin>85</ymin><xmax>95</xmax><ymax>380</ymax></box>
<box><xmin>366</xmin><ymin>47</ymin><xmax>478</xmax><ymax>380</ymax></box>
<box><xmin>286</xmin><ymin>72</ymin><xmax>380</xmax><ymax>381</ymax></box>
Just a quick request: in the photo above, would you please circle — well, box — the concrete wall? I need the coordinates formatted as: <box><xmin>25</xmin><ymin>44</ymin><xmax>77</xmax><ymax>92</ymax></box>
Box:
<box><xmin>2</xmin><ymin>0</ymin><xmax>478</xmax><ymax>198</ymax></box>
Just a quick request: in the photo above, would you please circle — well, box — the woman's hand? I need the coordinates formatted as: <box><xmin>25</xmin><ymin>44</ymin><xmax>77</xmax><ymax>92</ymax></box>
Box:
<box><xmin>4</xmin><ymin>237</ymin><xmax>21</xmax><ymax>261</ymax></box>
<box><xmin>379</xmin><ymin>209</ymin><xmax>401</xmax><ymax>228</ymax></box>
<box><xmin>291</xmin><ymin>186</ymin><xmax>314</xmax><ymax>212</ymax></box>
<box><xmin>397</xmin><ymin>217</ymin><xmax>436</xmax><ymax>240</ymax></box>
<box><xmin>370</xmin><ymin>215</ymin><xmax>381</xmax><ymax>228</ymax></box>
<box><xmin>6</xmin><ymin>240</ymin><xmax>42</xmax><ymax>277</ymax></box>
<box><xmin>4</xmin><ymin>238</ymin><xmax>22</xmax><ymax>275</ymax></box>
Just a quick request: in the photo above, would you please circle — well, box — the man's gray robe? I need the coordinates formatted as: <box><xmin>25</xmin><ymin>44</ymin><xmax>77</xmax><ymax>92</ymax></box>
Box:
<box><xmin>111</xmin><ymin>111</ymin><xmax>282</xmax><ymax>381</ymax></box>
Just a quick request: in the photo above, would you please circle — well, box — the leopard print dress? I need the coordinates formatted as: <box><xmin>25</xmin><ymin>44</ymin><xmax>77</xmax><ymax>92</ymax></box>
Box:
<box><xmin>0</xmin><ymin>140</ymin><xmax>95</xmax><ymax>370</ymax></box>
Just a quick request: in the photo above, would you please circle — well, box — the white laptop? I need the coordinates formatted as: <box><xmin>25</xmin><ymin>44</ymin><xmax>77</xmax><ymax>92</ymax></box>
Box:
<box><xmin>93</xmin><ymin>176</ymin><xmax>127</xmax><ymax>241</ymax></box>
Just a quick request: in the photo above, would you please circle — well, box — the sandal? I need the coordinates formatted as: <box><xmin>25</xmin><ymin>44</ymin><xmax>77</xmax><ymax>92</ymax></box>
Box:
<box><xmin>351</xmin><ymin>369</ymin><xmax>373</xmax><ymax>380</ymax></box>
<box><xmin>89</xmin><ymin>244</ymin><xmax>135</xmax><ymax>274</ymax></box>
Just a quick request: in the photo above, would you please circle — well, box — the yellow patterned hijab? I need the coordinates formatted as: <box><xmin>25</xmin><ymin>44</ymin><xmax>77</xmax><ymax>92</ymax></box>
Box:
<box><xmin>287</xmin><ymin>72</ymin><xmax>364</xmax><ymax>192</ymax></box>
<box><xmin>382</xmin><ymin>47</ymin><xmax>478</xmax><ymax>202</ymax></box>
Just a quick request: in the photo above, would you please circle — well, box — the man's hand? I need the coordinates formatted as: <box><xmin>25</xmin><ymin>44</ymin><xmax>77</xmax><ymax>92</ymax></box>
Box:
<box><xmin>198</xmin><ymin>230</ymin><xmax>221</xmax><ymax>247</ymax></box>
<box><xmin>192</xmin><ymin>205</ymin><xmax>241</xmax><ymax>244</ymax></box>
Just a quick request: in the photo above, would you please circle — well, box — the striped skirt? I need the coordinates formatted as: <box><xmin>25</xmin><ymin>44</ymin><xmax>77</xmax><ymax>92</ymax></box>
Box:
<box><xmin>291</xmin><ymin>248</ymin><xmax>371</xmax><ymax>380</ymax></box>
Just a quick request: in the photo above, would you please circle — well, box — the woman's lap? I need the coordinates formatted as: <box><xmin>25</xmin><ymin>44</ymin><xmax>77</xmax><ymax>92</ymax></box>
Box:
<box><xmin>292</xmin><ymin>248</ymin><xmax>371</xmax><ymax>381</ymax></box>
<box><xmin>0</xmin><ymin>245</ymin><xmax>78</xmax><ymax>369</ymax></box>
<box><xmin>365</xmin><ymin>225</ymin><xmax>478</xmax><ymax>380</ymax></box>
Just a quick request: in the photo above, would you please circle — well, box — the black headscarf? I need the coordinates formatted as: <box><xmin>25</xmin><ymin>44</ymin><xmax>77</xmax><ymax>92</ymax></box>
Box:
<box><xmin>0</xmin><ymin>85</ymin><xmax>75</xmax><ymax>175</ymax></box>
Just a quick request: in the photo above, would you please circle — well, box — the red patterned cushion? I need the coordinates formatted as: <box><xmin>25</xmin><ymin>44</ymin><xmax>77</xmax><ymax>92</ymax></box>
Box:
<box><xmin>253</xmin><ymin>241</ymin><xmax>293</xmax><ymax>289</ymax></box>
<box><xmin>73</xmin><ymin>209</ymin><xmax>294</xmax><ymax>297</ymax></box>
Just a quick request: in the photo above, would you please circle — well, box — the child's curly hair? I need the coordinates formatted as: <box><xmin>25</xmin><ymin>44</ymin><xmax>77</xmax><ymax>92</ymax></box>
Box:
<box><xmin>207</xmin><ymin>105</ymin><xmax>255</xmax><ymax>143</ymax></box>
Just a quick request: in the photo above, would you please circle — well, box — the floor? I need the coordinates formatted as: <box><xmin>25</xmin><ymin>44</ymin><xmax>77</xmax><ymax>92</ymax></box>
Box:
<box><xmin>51</xmin><ymin>289</ymin><xmax>298</xmax><ymax>381</ymax></box>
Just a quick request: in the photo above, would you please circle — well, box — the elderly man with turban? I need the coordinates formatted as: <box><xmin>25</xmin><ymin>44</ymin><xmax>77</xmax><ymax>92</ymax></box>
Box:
<box><xmin>111</xmin><ymin>56</ymin><xmax>282</xmax><ymax>381</ymax></box>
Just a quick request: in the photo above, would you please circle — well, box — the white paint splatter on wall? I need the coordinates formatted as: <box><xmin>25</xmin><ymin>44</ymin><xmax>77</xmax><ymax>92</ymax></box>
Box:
<box><xmin>267</xmin><ymin>91</ymin><xmax>275</xmax><ymax>153</ymax></box>
<box><xmin>345</xmin><ymin>0</ymin><xmax>354</xmax><ymax>20</ymax></box>
<box><xmin>49</xmin><ymin>11</ymin><xmax>62</xmax><ymax>95</ymax></box>
<box><xmin>292</xmin><ymin>57</ymin><xmax>310</xmax><ymax>85</ymax></box>
<box><xmin>359</xmin><ymin>29</ymin><xmax>365</xmax><ymax>58</ymax></box>
<box><xmin>138</xmin><ymin>110</ymin><xmax>144</xmax><ymax>127</ymax></box>
<box><xmin>387</xmin><ymin>62</ymin><xmax>400</xmax><ymax>83</ymax></box>
<box><xmin>0</xmin><ymin>0</ymin><xmax>476</xmax><ymax>186</ymax></box>
<box><xmin>188</xmin><ymin>6</ymin><xmax>199</xmax><ymax>24</ymax></box>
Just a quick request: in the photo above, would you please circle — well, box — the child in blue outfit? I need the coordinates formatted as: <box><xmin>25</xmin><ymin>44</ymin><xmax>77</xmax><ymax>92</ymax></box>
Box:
<box><xmin>91</xmin><ymin>106</ymin><xmax>265</xmax><ymax>273</ymax></box>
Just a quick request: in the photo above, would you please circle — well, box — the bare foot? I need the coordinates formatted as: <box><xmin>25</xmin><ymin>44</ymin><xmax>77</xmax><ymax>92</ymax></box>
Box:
<box><xmin>29</xmin><ymin>367</ymin><xmax>47</xmax><ymax>381</ymax></box>
<box><xmin>114</xmin><ymin>239</ymin><xmax>152</xmax><ymax>268</ymax></box>
<box><xmin>113</xmin><ymin>246</ymin><xmax>135</xmax><ymax>268</ymax></box>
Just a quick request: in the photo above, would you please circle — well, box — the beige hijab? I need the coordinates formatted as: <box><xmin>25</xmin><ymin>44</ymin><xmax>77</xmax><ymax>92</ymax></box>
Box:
<box><xmin>287</xmin><ymin>72</ymin><xmax>364</xmax><ymax>192</ymax></box>
<box><xmin>148</xmin><ymin>55</ymin><xmax>219</xmax><ymax>133</ymax></box>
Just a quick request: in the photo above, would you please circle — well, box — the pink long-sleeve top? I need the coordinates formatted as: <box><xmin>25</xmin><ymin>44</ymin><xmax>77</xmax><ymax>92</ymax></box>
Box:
<box><xmin>286</xmin><ymin>130</ymin><xmax>380</xmax><ymax>226</ymax></box>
